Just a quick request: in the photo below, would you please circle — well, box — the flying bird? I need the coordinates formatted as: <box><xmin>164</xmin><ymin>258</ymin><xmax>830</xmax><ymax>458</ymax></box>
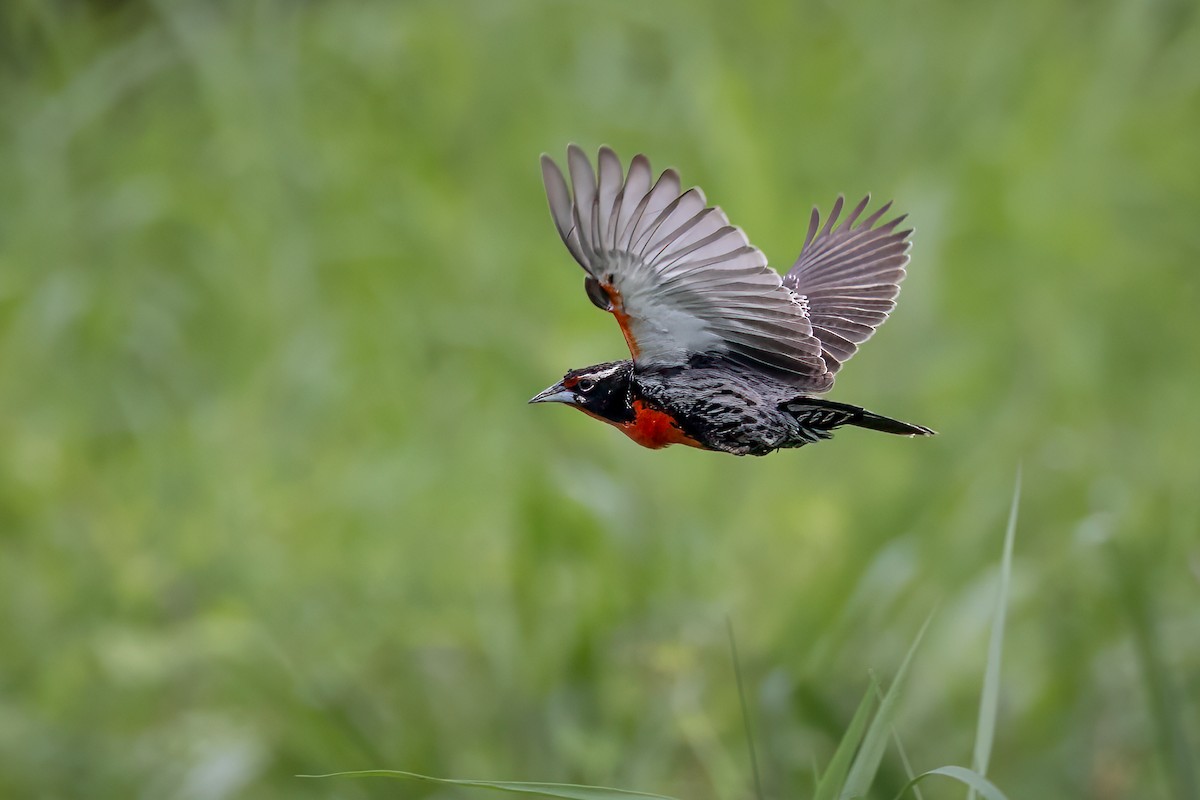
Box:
<box><xmin>530</xmin><ymin>145</ymin><xmax>934</xmax><ymax>456</ymax></box>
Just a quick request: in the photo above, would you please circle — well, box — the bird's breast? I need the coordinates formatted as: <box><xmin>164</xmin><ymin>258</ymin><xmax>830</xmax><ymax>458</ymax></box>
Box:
<box><xmin>617</xmin><ymin>399</ymin><xmax>704</xmax><ymax>450</ymax></box>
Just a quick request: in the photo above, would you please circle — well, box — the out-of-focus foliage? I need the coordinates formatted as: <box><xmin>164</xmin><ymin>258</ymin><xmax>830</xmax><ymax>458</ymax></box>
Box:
<box><xmin>0</xmin><ymin>1</ymin><xmax>1197</xmax><ymax>798</ymax></box>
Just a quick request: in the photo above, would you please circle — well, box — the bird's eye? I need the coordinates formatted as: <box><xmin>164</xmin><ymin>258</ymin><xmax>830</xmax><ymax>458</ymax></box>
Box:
<box><xmin>577</xmin><ymin>378</ymin><xmax>596</xmax><ymax>393</ymax></box>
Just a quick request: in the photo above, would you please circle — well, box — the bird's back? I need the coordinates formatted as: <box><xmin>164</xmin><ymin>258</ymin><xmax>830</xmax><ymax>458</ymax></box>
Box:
<box><xmin>635</xmin><ymin>360</ymin><xmax>808</xmax><ymax>455</ymax></box>
<box><xmin>634</xmin><ymin>358</ymin><xmax>931</xmax><ymax>455</ymax></box>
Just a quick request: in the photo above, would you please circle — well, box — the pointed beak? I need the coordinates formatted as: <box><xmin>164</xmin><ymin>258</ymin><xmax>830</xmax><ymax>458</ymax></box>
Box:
<box><xmin>529</xmin><ymin>382</ymin><xmax>575</xmax><ymax>405</ymax></box>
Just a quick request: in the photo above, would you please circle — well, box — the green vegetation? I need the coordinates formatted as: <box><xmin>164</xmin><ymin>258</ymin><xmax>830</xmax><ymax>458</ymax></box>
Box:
<box><xmin>1</xmin><ymin>1</ymin><xmax>1197</xmax><ymax>798</ymax></box>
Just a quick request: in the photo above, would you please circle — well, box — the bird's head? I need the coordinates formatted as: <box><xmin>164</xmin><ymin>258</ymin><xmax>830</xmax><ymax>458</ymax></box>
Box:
<box><xmin>529</xmin><ymin>360</ymin><xmax>635</xmax><ymax>424</ymax></box>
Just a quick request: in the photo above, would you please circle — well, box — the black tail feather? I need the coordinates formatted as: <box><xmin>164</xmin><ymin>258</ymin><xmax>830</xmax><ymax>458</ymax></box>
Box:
<box><xmin>853</xmin><ymin>408</ymin><xmax>936</xmax><ymax>437</ymax></box>
<box><xmin>783</xmin><ymin>397</ymin><xmax>935</xmax><ymax>438</ymax></box>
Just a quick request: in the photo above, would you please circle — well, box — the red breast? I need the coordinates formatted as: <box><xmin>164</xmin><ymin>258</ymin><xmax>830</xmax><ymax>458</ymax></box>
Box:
<box><xmin>607</xmin><ymin>399</ymin><xmax>704</xmax><ymax>450</ymax></box>
<box><xmin>576</xmin><ymin>398</ymin><xmax>703</xmax><ymax>449</ymax></box>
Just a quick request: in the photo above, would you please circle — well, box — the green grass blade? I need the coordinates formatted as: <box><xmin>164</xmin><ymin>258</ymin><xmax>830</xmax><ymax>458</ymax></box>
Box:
<box><xmin>726</xmin><ymin>618</ymin><xmax>765</xmax><ymax>800</ymax></box>
<box><xmin>870</xmin><ymin>681</ymin><xmax>924</xmax><ymax>800</ymax></box>
<box><xmin>813</xmin><ymin>676</ymin><xmax>879</xmax><ymax>800</ymax></box>
<box><xmin>839</xmin><ymin>615</ymin><xmax>933</xmax><ymax>799</ymax></box>
<box><xmin>889</xmin><ymin>726</ymin><xmax>924</xmax><ymax>800</ymax></box>
<box><xmin>969</xmin><ymin>469</ymin><xmax>1020</xmax><ymax>799</ymax></box>
<box><xmin>298</xmin><ymin>770</ymin><xmax>679</xmax><ymax>800</ymax></box>
<box><xmin>893</xmin><ymin>766</ymin><xmax>1009</xmax><ymax>800</ymax></box>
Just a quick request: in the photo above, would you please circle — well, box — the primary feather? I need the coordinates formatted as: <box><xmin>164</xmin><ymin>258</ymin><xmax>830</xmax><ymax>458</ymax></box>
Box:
<box><xmin>783</xmin><ymin>194</ymin><xmax>913</xmax><ymax>373</ymax></box>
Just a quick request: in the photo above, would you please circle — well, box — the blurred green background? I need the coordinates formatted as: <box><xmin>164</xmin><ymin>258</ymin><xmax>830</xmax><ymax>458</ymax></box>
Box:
<box><xmin>1</xmin><ymin>1</ymin><xmax>1198</xmax><ymax>798</ymax></box>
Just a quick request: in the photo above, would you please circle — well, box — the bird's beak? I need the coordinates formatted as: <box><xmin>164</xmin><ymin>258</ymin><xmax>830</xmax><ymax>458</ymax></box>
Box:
<box><xmin>529</xmin><ymin>381</ymin><xmax>575</xmax><ymax>405</ymax></box>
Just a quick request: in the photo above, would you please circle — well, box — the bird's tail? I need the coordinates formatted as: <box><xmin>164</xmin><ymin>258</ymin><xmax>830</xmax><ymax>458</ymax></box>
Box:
<box><xmin>853</xmin><ymin>407</ymin><xmax>936</xmax><ymax>437</ymax></box>
<box><xmin>784</xmin><ymin>397</ymin><xmax>936</xmax><ymax>437</ymax></box>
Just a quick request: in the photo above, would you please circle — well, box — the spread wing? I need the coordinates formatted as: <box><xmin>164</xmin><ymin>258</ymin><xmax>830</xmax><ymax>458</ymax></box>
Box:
<box><xmin>541</xmin><ymin>145</ymin><xmax>831</xmax><ymax>388</ymax></box>
<box><xmin>782</xmin><ymin>195</ymin><xmax>913</xmax><ymax>373</ymax></box>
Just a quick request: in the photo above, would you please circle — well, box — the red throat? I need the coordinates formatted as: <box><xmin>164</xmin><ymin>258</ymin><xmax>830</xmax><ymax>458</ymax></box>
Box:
<box><xmin>583</xmin><ymin>399</ymin><xmax>703</xmax><ymax>450</ymax></box>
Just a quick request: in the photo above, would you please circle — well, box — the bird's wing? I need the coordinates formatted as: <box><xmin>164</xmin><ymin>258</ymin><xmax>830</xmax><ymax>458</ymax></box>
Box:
<box><xmin>541</xmin><ymin>145</ymin><xmax>831</xmax><ymax>387</ymax></box>
<box><xmin>781</xmin><ymin>195</ymin><xmax>912</xmax><ymax>373</ymax></box>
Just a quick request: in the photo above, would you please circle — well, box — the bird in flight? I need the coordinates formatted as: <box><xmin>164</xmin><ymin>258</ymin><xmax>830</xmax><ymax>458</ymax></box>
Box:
<box><xmin>530</xmin><ymin>145</ymin><xmax>934</xmax><ymax>456</ymax></box>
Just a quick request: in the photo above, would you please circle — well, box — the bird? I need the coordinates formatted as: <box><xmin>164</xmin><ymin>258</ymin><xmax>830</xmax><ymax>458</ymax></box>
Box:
<box><xmin>529</xmin><ymin>145</ymin><xmax>934</xmax><ymax>456</ymax></box>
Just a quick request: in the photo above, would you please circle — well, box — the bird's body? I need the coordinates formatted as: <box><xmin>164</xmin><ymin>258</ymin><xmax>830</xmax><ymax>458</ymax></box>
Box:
<box><xmin>536</xmin><ymin>357</ymin><xmax>931</xmax><ymax>456</ymax></box>
<box><xmin>530</xmin><ymin>146</ymin><xmax>933</xmax><ymax>456</ymax></box>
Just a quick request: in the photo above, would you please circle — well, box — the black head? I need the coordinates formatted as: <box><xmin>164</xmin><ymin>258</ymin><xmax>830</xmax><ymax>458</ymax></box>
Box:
<box><xmin>529</xmin><ymin>360</ymin><xmax>635</xmax><ymax>424</ymax></box>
